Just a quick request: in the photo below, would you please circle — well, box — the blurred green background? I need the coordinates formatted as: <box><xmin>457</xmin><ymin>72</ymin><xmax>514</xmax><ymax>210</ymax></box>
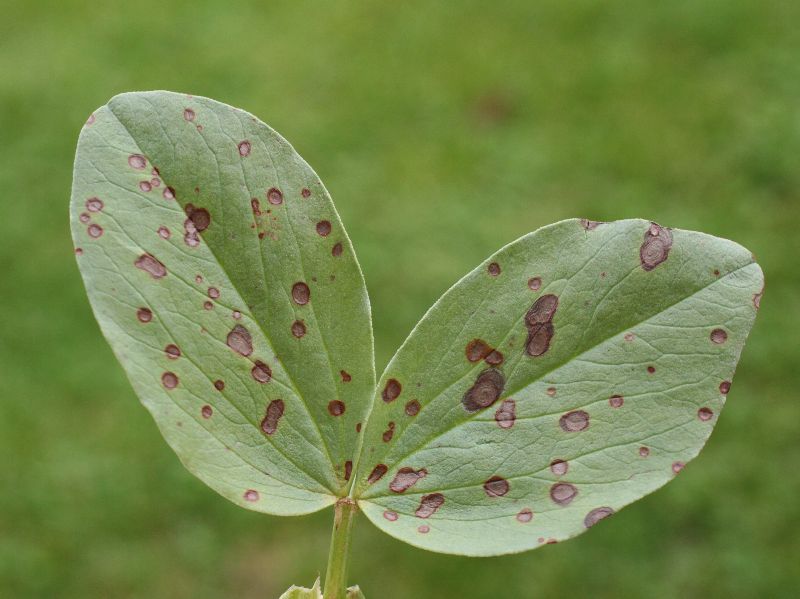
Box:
<box><xmin>1</xmin><ymin>1</ymin><xmax>798</xmax><ymax>597</ymax></box>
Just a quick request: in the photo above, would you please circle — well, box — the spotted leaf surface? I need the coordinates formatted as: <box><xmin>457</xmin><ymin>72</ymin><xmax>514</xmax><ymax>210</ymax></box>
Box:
<box><xmin>71</xmin><ymin>92</ymin><xmax>374</xmax><ymax>515</ymax></box>
<box><xmin>354</xmin><ymin>219</ymin><xmax>762</xmax><ymax>556</ymax></box>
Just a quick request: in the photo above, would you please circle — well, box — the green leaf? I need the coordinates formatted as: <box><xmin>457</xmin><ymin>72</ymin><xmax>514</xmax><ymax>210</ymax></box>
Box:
<box><xmin>279</xmin><ymin>579</ymin><xmax>322</xmax><ymax>599</ymax></box>
<box><xmin>353</xmin><ymin>218</ymin><xmax>762</xmax><ymax>556</ymax></box>
<box><xmin>71</xmin><ymin>91</ymin><xmax>374</xmax><ymax>515</ymax></box>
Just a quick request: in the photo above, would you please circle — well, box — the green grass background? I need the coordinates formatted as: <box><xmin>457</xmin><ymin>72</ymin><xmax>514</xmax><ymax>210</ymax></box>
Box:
<box><xmin>1</xmin><ymin>1</ymin><xmax>798</xmax><ymax>597</ymax></box>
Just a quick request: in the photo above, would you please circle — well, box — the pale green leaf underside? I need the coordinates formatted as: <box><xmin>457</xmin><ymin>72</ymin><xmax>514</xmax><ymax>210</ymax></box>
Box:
<box><xmin>278</xmin><ymin>581</ymin><xmax>364</xmax><ymax>599</ymax></box>
<box><xmin>354</xmin><ymin>218</ymin><xmax>762</xmax><ymax>556</ymax></box>
<box><xmin>71</xmin><ymin>91</ymin><xmax>374</xmax><ymax>515</ymax></box>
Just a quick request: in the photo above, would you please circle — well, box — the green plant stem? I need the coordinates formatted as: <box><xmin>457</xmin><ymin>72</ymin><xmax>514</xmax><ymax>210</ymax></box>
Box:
<box><xmin>323</xmin><ymin>498</ymin><xmax>357</xmax><ymax>599</ymax></box>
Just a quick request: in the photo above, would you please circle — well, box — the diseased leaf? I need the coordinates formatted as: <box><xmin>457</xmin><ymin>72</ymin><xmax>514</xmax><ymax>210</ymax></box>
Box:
<box><xmin>71</xmin><ymin>92</ymin><xmax>374</xmax><ymax>515</ymax></box>
<box><xmin>353</xmin><ymin>218</ymin><xmax>763</xmax><ymax>556</ymax></box>
<box><xmin>279</xmin><ymin>579</ymin><xmax>322</xmax><ymax>599</ymax></box>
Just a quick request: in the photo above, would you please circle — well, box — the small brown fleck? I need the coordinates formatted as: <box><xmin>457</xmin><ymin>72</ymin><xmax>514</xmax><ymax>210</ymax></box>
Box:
<box><xmin>139</xmin><ymin>181</ymin><xmax>152</xmax><ymax>192</ymax></box>
<box><xmin>291</xmin><ymin>282</ymin><xmax>310</xmax><ymax>305</ymax></box>
<box><xmin>267</xmin><ymin>187</ymin><xmax>283</xmax><ymax>205</ymax></box>
<box><xmin>753</xmin><ymin>289</ymin><xmax>763</xmax><ymax>310</ymax></box>
<box><xmin>415</xmin><ymin>493</ymin><xmax>445</xmax><ymax>518</ymax></box>
<box><xmin>328</xmin><ymin>400</ymin><xmax>346</xmax><ymax>416</ymax></box>
<box><xmin>260</xmin><ymin>399</ymin><xmax>284</xmax><ymax>434</ymax></box>
<box><xmin>201</xmin><ymin>405</ymin><xmax>213</xmax><ymax>419</ymax></box>
<box><xmin>251</xmin><ymin>360</ymin><xmax>272</xmax><ymax>383</ymax></box>
<box><xmin>238</xmin><ymin>141</ymin><xmax>251</xmax><ymax>157</ymax></box>
<box><xmin>559</xmin><ymin>410</ymin><xmax>589</xmax><ymax>432</ymax></box>
<box><xmin>389</xmin><ymin>467</ymin><xmax>428</xmax><ymax>493</ymax></box>
<box><xmin>525</xmin><ymin>294</ymin><xmax>559</xmax><ymax>357</ymax></box>
<box><xmin>483</xmin><ymin>476</ymin><xmax>509</xmax><ymax>497</ymax></box>
<box><xmin>546</xmin><ymin>387</ymin><xmax>556</xmax><ymax>397</ymax></box>
<box><xmin>340</xmin><ymin>370</ymin><xmax>352</xmax><ymax>383</ymax></box>
<box><xmin>418</xmin><ymin>525</ymin><xmax>430</xmax><ymax>534</ymax></box>
<box><xmin>344</xmin><ymin>460</ymin><xmax>353</xmax><ymax>481</ymax></box>
<box><xmin>580</xmin><ymin>219</ymin><xmax>602</xmax><ymax>230</ymax></box>
<box><xmin>183</xmin><ymin>108</ymin><xmax>195</xmax><ymax>121</ymax></box>
<box><xmin>584</xmin><ymin>507</ymin><xmax>614</xmax><ymax>528</ymax></box>
<box><xmin>485</xmin><ymin>350</ymin><xmax>504</xmax><ymax>366</ymax></box>
<box><xmin>244</xmin><ymin>489</ymin><xmax>259</xmax><ymax>502</ymax></box>
<box><xmin>86</xmin><ymin>197</ymin><xmax>104</xmax><ymax>212</ymax></box>
<box><xmin>203</xmin><ymin>301</ymin><xmax>214</xmax><ymax>311</ymax></box>
<box><xmin>291</xmin><ymin>320</ymin><xmax>307</xmax><ymax>338</ymax></box>
<box><xmin>672</xmin><ymin>461</ymin><xmax>685</xmax><ymax>474</ymax></box>
<box><xmin>367</xmin><ymin>464</ymin><xmax>388</xmax><ymax>484</ymax></box>
<box><xmin>487</xmin><ymin>262</ymin><xmax>501</xmax><ymax>276</ymax></box>
<box><xmin>136</xmin><ymin>307</ymin><xmax>153</xmax><ymax>323</ymax></box>
<box><xmin>232</xmin><ymin>310</ymin><xmax>242</xmax><ymax>320</ymax></box>
<box><xmin>355</xmin><ymin>422</ymin><xmax>362</xmax><ymax>433</ymax></box>
<box><xmin>494</xmin><ymin>399</ymin><xmax>516</xmax><ymax>429</ymax></box>
<box><xmin>301</xmin><ymin>188</ymin><xmax>311</xmax><ymax>198</ymax></box>
<box><xmin>316</xmin><ymin>220</ymin><xmax>332</xmax><ymax>236</ymax></box>
<box><xmin>710</xmin><ymin>328</ymin><xmax>728</xmax><ymax>344</ymax></box>
<box><xmin>528</xmin><ymin>277</ymin><xmax>542</xmax><ymax>291</ymax></box>
<box><xmin>161</xmin><ymin>372</ymin><xmax>179</xmax><ymax>389</ymax></box>
<box><xmin>135</xmin><ymin>253</ymin><xmax>167</xmax><ymax>279</ymax></box>
<box><xmin>382</xmin><ymin>378</ymin><xmax>402</xmax><ymax>402</ymax></box>
<box><xmin>165</xmin><ymin>344</ymin><xmax>181</xmax><ymax>359</ymax></box>
<box><xmin>214</xmin><ymin>380</ymin><xmax>225</xmax><ymax>391</ymax></box>
<box><xmin>639</xmin><ymin>222</ymin><xmax>673</xmax><ymax>271</ymax></box>
<box><xmin>332</xmin><ymin>242</ymin><xmax>343</xmax><ymax>257</ymax></box>
<box><xmin>517</xmin><ymin>508</ymin><xmax>533</xmax><ymax>523</ymax></box>
<box><xmin>226</xmin><ymin>325</ymin><xmax>253</xmax><ymax>356</ymax></box>
<box><xmin>550</xmin><ymin>459</ymin><xmax>568</xmax><ymax>476</ymax></box>
<box><xmin>624</xmin><ymin>332</ymin><xmax>635</xmax><ymax>342</ymax></box>
<box><xmin>465</xmin><ymin>339</ymin><xmax>492</xmax><ymax>363</ymax></box>
<box><xmin>609</xmin><ymin>394</ymin><xmax>624</xmax><ymax>408</ymax></box>
<box><xmin>383</xmin><ymin>510</ymin><xmax>398</xmax><ymax>522</ymax></box>
<box><xmin>79</xmin><ymin>212</ymin><xmax>90</xmax><ymax>223</ymax></box>
<box><xmin>647</xmin><ymin>365</ymin><xmax>656</xmax><ymax>374</ymax></box>
<box><xmin>87</xmin><ymin>224</ymin><xmax>103</xmax><ymax>238</ymax></box>
<box><xmin>208</xmin><ymin>287</ymin><xmax>220</xmax><ymax>299</ymax></box>
<box><xmin>698</xmin><ymin>407</ymin><xmax>714</xmax><ymax>421</ymax></box>
<box><xmin>405</xmin><ymin>399</ymin><xmax>421</xmax><ymax>417</ymax></box>
<box><xmin>150</xmin><ymin>177</ymin><xmax>161</xmax><ymax>188</ymax></box>
<box><xmin>158</xmin><ymin>226</ymin><xmax>171</xmax><ymax>239</ymax></box>
<box><xmin>719</xmin><ymin>381</ymin><xmax>731</xmax><ymax>394</ymax></box>
<box><xmin>550</xmin><ymin>482</ymin><xmax>578</xmax><ymax>505</ymax></box>
<box><xmin>382</xmin><ymin>422</ymin><xmax>396</xmax><ymax>442</ymax></box>
<box><xmin>639</xmin><ymin>446</ymin><xmax>650</xmax><ymax>458</ymax></box>
<box><xmin>462</xmin><ymin>368</ymin><xmax>505</xmax><ymax>412</ymax></box>
<box><xmin>128</xmin><ymin>154</ymin><xmax>147</xmax><ymax>169</ymax></box>
<box><xmin>74</xmin><ymin>247</ymin><xmax>83</xmax><ymax>255</ymax></box>
<box><xmin>195</xmin><ymin>275</ymin><xmax>203</xmax><ymax>283</ymax></box>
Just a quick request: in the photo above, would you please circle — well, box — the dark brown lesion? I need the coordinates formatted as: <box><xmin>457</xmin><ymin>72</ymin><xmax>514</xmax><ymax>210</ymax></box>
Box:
<box><xmin>462</xmin><ymin>368</ymin><xmax>505</xmax><ymax>413</ymax></box>
<box><xmin>389</xmin><ymin>467</ymin><xmax>428</xmax><ymax>493</ymax></box>
<box><xmin>524</xmin><ymin>294</ymin><xmax>558</xmax><ymax>357</ymax></box>
<box><xmin>639</xmin><ymin>222</ymin><xmax>673</xmax><ymax>271</ymax></box>
<box><xmin>260</xmin><ymin>399</ymin><xmax>285</xmax><ymax>434</ymax></box>
<box><xmin>415</xmin><ymin>493</ymin><xmax>445</xmax><ymax>518</ymax></box>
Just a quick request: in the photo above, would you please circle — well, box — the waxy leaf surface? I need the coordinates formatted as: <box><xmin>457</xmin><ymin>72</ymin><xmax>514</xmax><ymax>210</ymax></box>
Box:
<box><xmin>71</xmin><ymin>91</ymin><xmax>374</xmax><ymax>514</ymax></box>
<box><xmin>354</xmin><ymin>219</ymin><xmax>762</xmax><ymax>555</ymax></box>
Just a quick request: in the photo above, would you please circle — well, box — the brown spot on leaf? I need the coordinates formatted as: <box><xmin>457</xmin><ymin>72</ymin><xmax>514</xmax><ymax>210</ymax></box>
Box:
<box><xmin>136</xmin><ymin>307</ymin><xmax>153</xmax><ymax>323</ymax></box>
<box><xmin>382</xmin><ymin>378</ymin><xmax>402</xmax><ymax>402</ymax></box>
<box><xmin>517</xmin><ymin>508</ymin><xmax>533</xmax><ymax>523</ymax></box>
<box><xmin>183</xmin><ymin>108</ymin><xmax>195</xmax><ymax>121</ymax></box>
<box><xmin>185</xmin><ymin>204</ymin><xmax>211</xmax><ymax>232</ymax></box>
<box><xmin>355</xmin><ymin>422</ymin><xmax>362</xmax><ymax>432</ymax></box>
<box><xmin>344</xmin><ymin>460</ymin><xmax>353</xmax><ymax>481</ymax></box>
<box><xmin>250</xmin><ymin>198</ymin><xmax>262</xmax><ymax>217</ymax></box>
<box><xmin>753</xmin><ymin>289</ymin><xmax>763</xmax><ymax>309</ymax></box>
<box><xmin>485</xmin><ymin>350</ymin><xmax>504</xmax><ymax>366</ymax></box>
<box><xmin>86</xmin><ymin>113</ymin><xmax>95</xmax><ymax>125</ymax></box>
<box><xmin>267</xmin><ymin>187</ymin><xmax>283</xmax><ymax>205</ymax></box>
<box><xmin>525</xmin><ymin>294</ymin><xmax>559</xmax><ymax>357</ymax></box>
<box><xmin>340</xmin><ymin>370</ymin><xmax>352</xmax><ymax>383</ymax></box>
<box><xmin>238</xmin><ymin>141</ymin><xmax>251</xmax><ymax>157</ymax></box>
<box><xmin>232</xmin><ymin>310</ymin><xmax>242</xmax><ymax>320</ymax></box>
<box><xmin>609</xmin><ymin>394</ymin><xmax>624</xmax><ymax>408</ymax></box>
<box><xmin>165</xmin><ymin>344</ymin><xmax>181</xmax><ymax>359</ymax></box>
<box><xmin>462</xmin><ymin>368</ymin><xmax>505</xmax><ymax>412</ymax></box>
<box><xmin>301</xmin><ymin>187</ymin><xmax>311</xmax><ymax>198</ymax></box>
<box><xmin>332</xmin><ymin>242</ymin><xmax>343</xmax><ymax>257</ymax></box>
<box><xmin>418</xmin><ymin>525</ymin><xmax>430</xmax><ymax>534</ymax></box>
<box><xmin>710</xmin><ymin>328</ymin><xmax>728</xmax><ymax>344</ymax></box>
<box><xmin>389</xmin><ymin>467</ymin><xmax>428</xmax><ymax>493</ymax></box>
<box><xmin>584</xmin><ymin>507</ymin><xmax>614</xmax><ymax>528</ymax></box>
<box><xmin>86</xmin><ymin>197</ymin><xmax>103</xmax><ymax>212</ymax></box>
<box><xmin>226</xmin><ymin>325</ymin><xmax>253</xmax><ymax>356</ymax></box>
<box><xmin>405</xmin><ymin>399</ymin><xmax>421</xmax><ymax>417</ymax></box>
<box><xmin>415</xmin><ymin>493</ymin><xmax>445</xmax><ymax>518</ymax></box>
<box><xmin>328</xmin><ymin>400</ymin><xmax>346</xmax><ymax>416</ymax></box>
<box><xmin>483</xmin><ymin>476</ymin><xmax>509</xmax><ymax>497</ymax></box>
<box><xmin>214</xmin><ymin>380</ymin><xmax>225</xmax><ymax>391</ymax></box>
<box><xmin>546</xmin><ymin>387</ymin><xmax>556</xmax><ymax>397</ymax></box>
<box><xmin>382</xmin><ymin>422</ymin><xmax>396</xmax><ymax>442</ymax></box>
<box><xmin>580</xmin><ymin>219</ymin><xmax>602</xmax><ymax>230</ymax></box>
<box><xmin>201</xmin><ymin>405</ymin><xmax>213</xmax><ymax>419</ymax></box>
<box><xmin>698</xmin><ymin>407</ymin><xmax>714</xmax><ymax>421</ymax></box>
<box><xmin>494</xmin><ymin>399</ymin><xmax>516</xmax><ymax>429</ymax></box>
<box><xmin>550</xmin><ymin>459</ymin><xmax>568</xmax><ymax>476</ymax></box>
<box><xmin>87</xmin><ymin>224</ymin><xmax>103</xmax><ymax>238</ymax></box>
<box><xmin>291</xmin><ymin>320</ymin><xmax>306</xmax><ymax>338</ymax></box>
<box><xmin>161</xmin><ymin>372</ymin><xmax>179</xmax><ymax>389</ymax></box>
<box><xmin>244</xmin><ymin>489</ymin><xmax>259</xmax><ymax>502</ymax></box>
<box><xmin>559</xmin><ymin>410</ymin><xmax>589</xmax><ymax>432</ymax></box>
<box><xmin>79</xmin><ymin>212</ymin><xmax>90</xmax><ymax>223</ymax></box>
<box><xmin>528</xmin><ymin>277</ymin><xmax>542</xmax><ymax>291</ymax></box>
<box><xmin>135</xmin><ymin>254</ymin><xmax>167</xmax><ymax>279</ymax></box>
<box><xmin>367</xmin><ymin>464</ymin><xmax>388</xmax><ymax>484</ymax></box>
<box><xmin>139</xmin><ymin>181</ymin><xmax>152</xmax><ymax>192</ymax></box>
<box><xmin>203</xmin><ymin>301</ymin><xmax>214</xmax><ymax>311</ymax></box>
<box><xmin>316</xmin><ymin>220</ymin><xmax>332</xmax><ymax>236</ymax></box>
<box><xmin>624</xmin><ymin>332</ymin><xmax>635</xmax><ymax>342</ymax></box>
<box><xmin>639</xmin><ymin>222</ymin><xmax>673</xmax><ymax>271</ymax></box>
<box><xmin>158</xmin><ymin>226</ymin><xmax>171</xmax><ymax>239</ymax></box>
<box><xmin>74</xmin><ymin>247</ymin><xmax>83</xmax><ymax>255</ymax></box>
<box><xmin>719</xmin><ymin>381</ymin><xmax>731</xmax><ymax>394</ymax></box>
<box><xmin>251</xmin><ymin>360</ymin><xmax>272</xmax><ymax>383</ymax></box>
<box><xmin>647</xmin><ymin>365</ymin><xmax>656</xmax><ymax>374</ymax></box>
<box><xmin>383</xmin><ymin>510</ymin><xmax>398</xmax><ymax>521</ymax></box>
<box><xmin>639</xmin><ymin>446</ymin><xmax>650</xmax><ymax>458</ymax></box>
<box><xmin>260</xmin><ymin>399</ymin><xmax>284</xmax><ymax>434</ymax></box>
<box><xmin>291</xmin><ymin>282</ymin><xmax>310</xmax><ymax>305</ymax></box>
<box><xmin>128</xmin><ymin>154</ymin><xmax>147</xmax><ymax>169</ymax></box>
<box><xmin>550</xmin><ymin>482</ymin><xmax>578</xmax><ymax>505</ymax></box>
<box><xmin>672</xmin><ymin>461</ymin><xmax>685</xmax><ymax>474</ymax></box>
<box><xmin>465</xmin><ymin>339</ymin><xmax>492</xmax><ymax>363</ymax></box>
<box><xmin>487</xmin><ymin>262</ymin><xmax>501</xmax><ymax>276</ymax></box>
<box><xmin>207</xmin><ymin>287</ymin><xmax>220</xmax><ymax>299</ymax></box>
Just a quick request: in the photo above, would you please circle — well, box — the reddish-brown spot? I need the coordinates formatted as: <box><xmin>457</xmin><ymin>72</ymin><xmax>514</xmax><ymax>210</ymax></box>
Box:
<box><xmin>382</xmin><ymin>422</ymin><xmax>396</xmax><ymax>442</ymax></box>
<box><xmin>260</xmin><ymin>399</ymin><xmax>284</xmax><ymax>434</ymax></box>
<box><xmin>487</xmin><ymin>262</ymin><xmax>501</xmax><ymax>276</ymax></box>
<box><xmin>405</xmin><ymin>399</ymin><xmax>421</xmax><ymax>417</ymax></box>
<box><xmin>301</xmin><ymin>188</ymin><xmax>311</xmax><ymax>198</ymax></box>
<box><xmin>550</xmin><ymin>459</ymin><xmax>568</xmax><ymax>476</ymax></box>
<box><xmin>494</xmin><ymin>399</ymin><xmax>516</xmax><ymax>429</ymax></box>
<box><xmin>150</xmin><ymin>177</ymin><xmax>161</xmax><ymax>188</ymax></box>
<box><xmin>340</xmin><ymin>370</ymin><xmax>352</xmax><ymax>383</ymax></box>
<box><xmin>158</xmin><ymin>226</ymin><xmax>171</xmax><ymax>239</ymax></box>
<box><xmin>135</xmin><ymin>253</ymin><xmax>167</xmax><ymax>279</ymax></box>
<box><xmin>719</xmin><ymin>381</ymin><xmax>731</xmax><ymax>394</ymax></box>
<box><xmin>250</xmin><ymin>198</ymin><xmax>262</xmax><ymax>217</ymax></box>
<box><xmin>609</xmin><ymin>394</ymin><xmax>624</xmax><ymax>408</ymax></box>
<box><xmin>291</xmin><ymin>282</ymin><xmax>310</xmax><ymax>305</ymax></box>
<box><xmin>485</xmin><ymin>350</ymin><xmax>504</xmax><ymax>366</ymax></box>
<box><xmin>207</xmin><ymin>287</ymin><xmax>220</xmax><ymax>299</ymax></box>
<box><xmin>528</xmin><ymin>277</ymin><xmax>542</xmax><ymax>291</ymax></box>
<box><xmin>580</xmin><ymin>219</ymin><xmax>602</xmax><ymax>230</ymax></box>
<box><xmin>251</xmin><ymin>361</ymin><xmax>272</xmax><ymax>383</ymax></box>
<box><xmin>415</xmin><ymin>493</ymin><xmax>445</xmax><ymax>518</ymax></box>
<box><xmin>87</xmin><ymin>224</ymin><xmax>103</xmax><ymax>238</ymax></box>
<box><xmin>244</xmin><ymin>489</ymin><xmax>259</xmax><ymax>502</ymax></box>
<box><xmin>710</xmin><ymin>328</ymin><xmax>728</xmax><ymax>344</ymax></box>
<box><xmin>382</xmin><ymin>378</ymin><xmax>402</xmax><ymax>403</ymax></box>
<box><xmin>86</xmin><ymin>197</ymin><xmax>103</xmax><ymax>212</ymax></box>
<box><xmin>462</xmin><ymin>368</ymin><xmax>505</xmax><ymax>412</ymax></box>
<box><xmin>639</xmin><ymin>446</ymin><xmax>650</xmax><ymax>458</ymax></box>
<box><xmin>517</xmin><ymin>508</ymin><xmax>533</xmax><ymax>523</ymax></box>
<box><xmin>185</xmin><ymin>204</ymin><xmax>211</xmax><ymax>232</ymax></box>
<box><xmin>624</xmin><ymin>332</ymin><xmax>635</xmax><ymax>342</ymax></box>
<box><xmin>201</xmin><ymin>405</ymin><xmax>213</xmax><ymax>419</ymax></box>
<box><xmin>139</xmin><ymin>181</ymin><xmax>152</xmax><ymax>192</ymax></box>
<box><xmin>203</xmin><ymin>301</ymin><xmax>214</xmax><ymax>311</ymax></box>
<box><xmin>232</xmin><ymin>310</ymin><xmax>242</xmax><ymax>320</ymax></box>
<box><xmin>483</xmin><ymin>476</ymin><xmax>510</xmax><ymax>497</ymax></box>
<box><xmin>640</xmin><ymin>222</ymin><xmax>673</xmax><ymax>271</ymax></box>
<box><xmin>79</xmin><ymin>212</ymin><xmax>90</xmax><ymax>223</ymax></box>
<box><xmin>525</xmin><ymin>294</ymin><xmax>559</xmax><ymax>357</ymax></box>
<box><xmin>291</xmin><ymin>320</ymin><xmax>306</xmax><ymax>338</ymax></box>
<box><xmin>226</xmin><ymin>325</ymin><xmax>253</xmax><ymax>356</ymax></box>
<box><xmin>316</xmin><ymin>220</ymin><xmax>332</xmax><ymax>236</ymax></box>
<box><xmin>389</xmin><ymin>467</ymin><xmax>428</xmax><ymax>493</ymax></box>
<box><xmin>546</xmin><ymin>387</ymin><xmax>556</xmax><ymax>397</ymax></box>
<box><xmin>214</xmin><ymin>380</ymin><xmax>225</xmax><ymax>391</ymax></box>
<box><xmin>418</xmin><ymin>525</ymin><xmax>430</xmax><ymax>534</ymax></box>
<box><xmin>344</xmin><ymin>460</ymin><xmax>353</xmax><ymax>481</ymax></box>
<box><xmin>672</xmin><ymin>461</ymin><xmax>685</xmax><ymax>474</ymax></box>
<box><xmin>753</xmin><ymin>289</ymin><xmax>763</xmax><ymax>310</ymax></box>
<box><xmin>267</xmin><ymin>187</ymin><xmax>283</xmax><ymax>205</ymax></box>
<box><xmin>238</xmin><ymin>141</ymin><xmax>251</xmax><ymax>157</ymax></box>
<box><xmin>550</xmin><ymin>482</ymin><xmax>578</xmax><ymax>505</ymax></box>
<box><xmin>584</xmin><ymin>507</ymin><xmax>614</xmax><ymax>528</ymax></box>
<box><xmin>161</xmin><ymin>372</ymin><xmax>179</xmax><ymax>389</ymax></box>
<box><xmin>136</xmin><ymin>307</ymin><xmax>153</xmax><ymax>323</ymax></box>
<box><xmin>559</xmin><ymin>410</ymin><xmax>589</xmax><ymax>432</ymax></box>
<box><xmin>698</xmin><ymin>407</ymin><xmax>714</xmax><ymax>421</ymax></box>
<box><xmin>647</xmin><ymin>365</ymin><xmax>656</xmax><ymax>374</ymax></box>
<box><xmin>367</xmin><ymin>464</ymin><xmax>388</xmax><ymax>484</ymax></box>
<box><xmin>195</xmin><ymin>275</ymin><xmax>203</xmax><ymax>284</ymax></box>
<box><xmin>165</xmin><ymin>344</ymin><xmax>181</xmax><ymax>359</ymax></box>
<box><xmin>328</xmin><ymin>400</ymin><xmax>346</xmax><ymax>416</ymax></box>
<box><xmin>332</xmin><ymin>242</ymin><xmax>343</xmax><ymax>257</ymax></box>
<box><xmin>128</xmin><ymin>154</ymin><xmax>146</xmax><ymax>169</ymax></box>
<box><xmin>355</xmin><ymin>422</ymin><xmax>362</xmax><ymax>433</ymax></box>
<box><xmin>383</xmin><ymin>510</ymin><xmax>398</xmax><ymax>522</ymax></box>
<box><xmin>183</xmin><ymin>108</ymin><xmax>195</xmax><ymax>121</ymax></box>
<box><xmin>75</xmin><ymin>247</ymin><xmax>83</xmax><ymax>255</ymax></box>
<box><xmin>465</xmin><ymin>338</ymin><xmax>492</xmax><ymax>363</ymax></box>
